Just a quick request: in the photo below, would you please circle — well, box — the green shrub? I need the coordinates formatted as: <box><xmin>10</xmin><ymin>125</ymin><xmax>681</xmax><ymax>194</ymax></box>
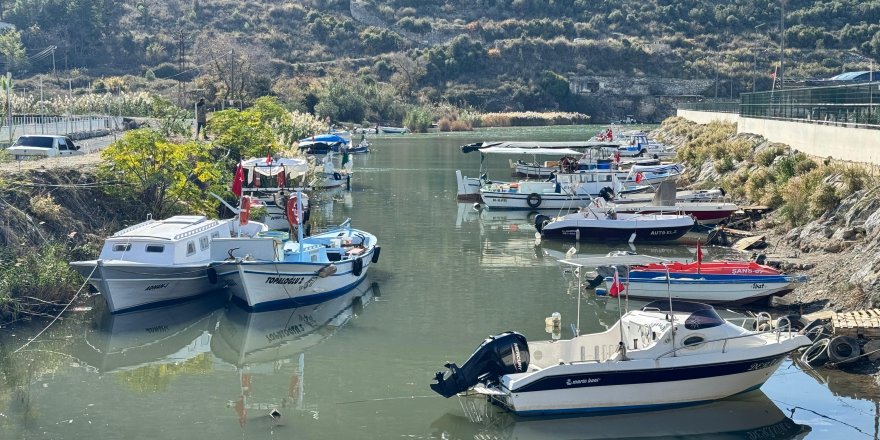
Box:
<box><xmin>755</xmin><ymin>144</ymin><xmax>785</xmax><ymax>167</ymax></box>
<box><xmin>810</xmin><ymin>182</ymin><xmax>840</xmax><ymax>217</ymax></box>
<box><xmin>403</xmin><ymin>106</ymin><xmax>432</xmax><ymax>132</ymax></box>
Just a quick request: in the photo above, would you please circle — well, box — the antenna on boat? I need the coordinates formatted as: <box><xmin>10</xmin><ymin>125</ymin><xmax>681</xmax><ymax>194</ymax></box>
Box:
<box><xmin>207</xmin><ymin>191</ymin><xmax>240</xmax><ymax>214</ymax></box>
<box><xmin>576</xmin><ymin>262</ymin><xmax>582</xmax><ymax>336</ymax></box>
<box><xmin>665</xmin><ymin>263</ymin><xmax>676</xmax><ymax>356</ymax></box>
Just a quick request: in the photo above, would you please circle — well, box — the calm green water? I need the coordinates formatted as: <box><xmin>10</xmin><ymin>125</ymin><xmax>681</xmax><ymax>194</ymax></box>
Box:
<box><xmin>1</xmin><ymin>126</ymin><xmax>878</xmax><ymax>439</ymax></box>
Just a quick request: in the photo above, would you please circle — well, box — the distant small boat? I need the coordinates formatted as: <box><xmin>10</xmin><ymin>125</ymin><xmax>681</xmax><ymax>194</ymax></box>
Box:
<box><xmin>379</xmin><ymin>126</ymin><xmax>408</xmax><ymax>134</ymax></box>
<box><xmin>299</xmin><ymin>134</ymin><xmax>349</xmax><ymax>155</ymax></box>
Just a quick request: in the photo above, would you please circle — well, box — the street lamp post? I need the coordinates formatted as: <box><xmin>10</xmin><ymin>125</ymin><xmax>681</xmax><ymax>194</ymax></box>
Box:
<box><xmin>752</xmin><ymin>23</ymin><xmax>766</xmax><ymax>92</ymax></box>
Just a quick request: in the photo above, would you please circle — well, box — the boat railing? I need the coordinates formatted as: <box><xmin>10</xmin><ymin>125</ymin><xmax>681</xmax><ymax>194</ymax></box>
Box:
<box><xmin>111</xmin><ymin>218</ymin><xmax>157</xmax><ymax>237</ymax></box>
<box><xmin>172</xmin><ymin>220</ymin><xmax>221</xmax><ymax>241</ymax></box>
<box><xmin>653</xmin><ymin>320</ymin><xmax>796</xmax><ymax>359</ymax></box>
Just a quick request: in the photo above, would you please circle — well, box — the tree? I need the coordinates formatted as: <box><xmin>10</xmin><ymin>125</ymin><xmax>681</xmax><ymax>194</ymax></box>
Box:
<box><xmin>194</xmin><ymin>33</ymin><xmax>272</xmax><ymax>105</ymax></box>
<box><xmin>0</xmin><ymin>29</ymin><xmax>26</xmax><ymax>72</ymax></box>
<box><xmin>99</xmin><ymin>129</ymin><xmax>225</xmax><ymax>219</ymax></box>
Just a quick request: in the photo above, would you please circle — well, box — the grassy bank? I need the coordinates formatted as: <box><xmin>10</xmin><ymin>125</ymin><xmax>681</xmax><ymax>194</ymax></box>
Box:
<box><xmin>657</xmin><ymin>117</ymin><xmax>874</xmax><ymax>228</ymax></box>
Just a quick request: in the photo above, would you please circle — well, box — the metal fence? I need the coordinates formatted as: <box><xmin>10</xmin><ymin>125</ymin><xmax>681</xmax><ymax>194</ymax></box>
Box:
<box><xmin>678</xmin><ymin>82</ymin><xmax>880</xmax><ymax>129</ymax></box>
<box><xmin>676</xmin><ymin>101</ymin><xmax>740</xmax><ymax>114</ymax></box>
<box><xmin>0</xmin><ymin>115</ymin><xmax>124</xmax><ymax>145</ymax></box>
<box><xmin>741</xmin><ymin>82</ymin><xmax>879</xmax><ymax>128</ymax></box>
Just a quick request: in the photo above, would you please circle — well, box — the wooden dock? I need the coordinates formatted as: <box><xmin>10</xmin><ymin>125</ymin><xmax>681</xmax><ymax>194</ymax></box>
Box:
<box><xmin>831</xmin><ymin>309</ymin><xmax>880</xmax><ymax>338</ymax></box>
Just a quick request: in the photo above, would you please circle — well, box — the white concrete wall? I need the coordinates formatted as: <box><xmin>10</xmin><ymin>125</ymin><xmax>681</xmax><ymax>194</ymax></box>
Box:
<box><xmin>738</xmin><ymin>117</ymin><xmax>880</xmax><ymax>164</ymax></box>
<box><xmin>677</xmin><ymin>109</ymin><xmax>880</xmax><ymax>165</ymax></box>
<box><xmin>676</xmin><ymin>109</ymin><xmax>740</xmax><ymax>125</ymax></box>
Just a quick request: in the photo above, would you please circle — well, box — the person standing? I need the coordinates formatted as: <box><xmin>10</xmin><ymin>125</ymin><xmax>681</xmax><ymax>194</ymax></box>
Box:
<box><xmin>196</xmin><ymin>98</ymin><xmax>209</xmax><ymax>140</ymax></box>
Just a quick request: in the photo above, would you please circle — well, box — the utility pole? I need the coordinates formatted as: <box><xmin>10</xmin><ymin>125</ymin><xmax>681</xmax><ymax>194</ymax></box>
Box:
<box><xmin>752</xmin><ymin>23</ymin><xmax>766</xmax><ymax>92</ymax></box>
<box><xmin>780</xmin><ymin>0</ymin><xmax>786</xmax><ymax>87</ymax></box>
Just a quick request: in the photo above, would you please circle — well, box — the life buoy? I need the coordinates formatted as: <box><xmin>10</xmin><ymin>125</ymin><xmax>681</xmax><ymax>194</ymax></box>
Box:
<box><xmin>239</xmin><ymin>197</ymin><xmax>251</xmax><ymax>226</ymax></box>
<box><xmin>352</xmin><ymin>257</ymin><xmax>363</xmax><ymax>277</ymax></box>
<box><xmin>286</xmin><ymin>196</ymin><xmax>299</xmax><ymax>226</ymax></box>
<box><xmin>526</xmin><ymin>193</ymin><xmax>542</xmax><ymax>208</ymax></box>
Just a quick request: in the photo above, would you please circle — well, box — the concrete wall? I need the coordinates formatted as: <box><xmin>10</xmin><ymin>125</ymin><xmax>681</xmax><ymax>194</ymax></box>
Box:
<box><xmin>738</xmin><ymin>117</ymin><xmax>880</xmax><ymax>165</ymax></box>
<box><xmin>676</xmin><ymin>109</ymin><xmax>880</xmax><ymax>165</ymax></box>
<box><xmin>676</xmin><ymin>109</ymin><xmax>740</xmax><ymax>125</ymax></box>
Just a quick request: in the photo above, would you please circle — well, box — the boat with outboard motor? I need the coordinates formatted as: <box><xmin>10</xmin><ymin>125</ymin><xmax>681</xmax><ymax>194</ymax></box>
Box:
<box><xmin>70</xmin><ymin>215</ymin><xmax>267</xmax><ymax>313</ymax></box>
<box><xmin>601</xmin><ymin>181</ymin><xmax>739</xmax><ymax>225</ymax></box>
<box><xmin>535</xmin><ymin>205</ymin><xmax>695</xmax><ymax>242</ymax></box>
<box><xmin>429</xmin><ymin>299</ymin><xmax>810</xmax><ymax>416</ymax></box>
<box><xmin>209</xmin><ymin>194</ymin><xmax>380</xmax><ymax>311</ymax></box>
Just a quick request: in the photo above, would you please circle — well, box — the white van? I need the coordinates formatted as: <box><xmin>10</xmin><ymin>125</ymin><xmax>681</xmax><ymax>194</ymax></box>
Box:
<box><xmin>5</xmin><ymin>135</ymin><xmax>84</xmax><ymax>160</ymax></box>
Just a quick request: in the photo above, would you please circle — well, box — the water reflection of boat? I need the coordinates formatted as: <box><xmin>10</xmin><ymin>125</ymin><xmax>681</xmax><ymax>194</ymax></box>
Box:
<box><xmin>78</xmin><ymin>293</ymin><xmax>227</xmax><ymax>373</ymax></box>
<box><xmin>431</xmin><ymin>391</ymin><xmax>811</xmax><ymax>440</ymax></box>
<box><xmin>211</xmin><ymin>280</ymin><xmax>376</xmax><ymax>367</ymax></box>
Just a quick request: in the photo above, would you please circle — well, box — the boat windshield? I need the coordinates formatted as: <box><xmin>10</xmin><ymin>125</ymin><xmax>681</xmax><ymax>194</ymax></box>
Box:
<box><xmin>641</xmin><ymin>300</ymin><xmax>724</xmax><ymax>330</ymax></box>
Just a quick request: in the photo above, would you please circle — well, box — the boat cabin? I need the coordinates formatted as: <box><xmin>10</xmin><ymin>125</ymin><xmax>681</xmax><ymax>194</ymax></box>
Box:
<box><xmin>100</xmin><ymin>216</ymin><xmax>232</xmax><ymax>265</ymax></box>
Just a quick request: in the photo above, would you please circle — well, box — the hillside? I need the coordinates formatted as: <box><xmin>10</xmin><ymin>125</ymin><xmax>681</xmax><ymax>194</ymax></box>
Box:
<box><xmin>1</xmin><ymin>0</ymin><xmax>878</xmax><ymax>121</ymax></box>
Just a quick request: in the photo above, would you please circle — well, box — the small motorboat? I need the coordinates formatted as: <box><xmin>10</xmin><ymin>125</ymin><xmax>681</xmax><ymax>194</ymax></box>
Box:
<box><xmin>299</xmin><ymin>134</ymin><xmax>349</xmax><ymax>155</ymax></box>
<box><xmin>379</xmin><ymin>126</ymin><xmax>408</xmax><ymax>134</ymax></box>
<box><xmin>600</xmin><ymin>259</ymin><xmax>807</xmax><ymax>304</ymax></box>
<box><xmin>312</xmin><ymin>151</ymin><xmax>353</xmax><ymax>189</ymax></box>
<box><xmin>70</xmin><ymin>215</ymin><xmax>267</xmax><ymax>313</ymax></box>
<box><xmin>210</xmin><ymin>194</ymin><xmax>380</xmax><ymax>311</ymax></box>
<box><xmin>430</xmin><ymin>300</ymin><xmax>811</xmax><ymax>416</ymax></box>
<box><xmin>333</xmin><ymin>138</ymin><xmax>370</xmax><ymax>154</ymax></box>
<box><xmin>535</xmin><ymin>207</ymin><xmax>694</xmax><ymax>242</ymax></box>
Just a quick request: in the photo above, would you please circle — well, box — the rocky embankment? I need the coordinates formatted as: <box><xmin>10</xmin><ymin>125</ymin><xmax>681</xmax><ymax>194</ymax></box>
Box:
<box><xmin>654</xmin><ymin>117</ymin><xmax>880</xmax><ymax>313</ymax></box>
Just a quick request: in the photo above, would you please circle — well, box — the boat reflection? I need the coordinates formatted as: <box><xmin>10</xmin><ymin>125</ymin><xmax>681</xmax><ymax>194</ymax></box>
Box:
<box><xmin>431</xmin><ymin>391</ymin><xmax>810</xmax><ymax>440</ymax></box>
<box><xmin>78</xmin><ymin>293</ymin><xmax>227</xmax><ymax>373</ymax></box>
<box><xmin>211</xmin><ymin>280</ymin><xmax>376</xmax><ymax>427</ymax></box>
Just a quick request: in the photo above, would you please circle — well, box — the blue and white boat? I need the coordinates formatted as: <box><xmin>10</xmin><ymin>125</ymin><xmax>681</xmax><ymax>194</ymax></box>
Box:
<box><xmin>299</xmin><ymin>134</ymin><xmax>349</xmax><ymax>155</ymax></box>
<box><xmin>430</xmin><ymin>301</ymin><xmax>810</xmax><ymax>416</ymax></box>
<box><xmin>210</xmin><ymin>196</ymin><xmax>379</xmax><ymax>311</ymax></box>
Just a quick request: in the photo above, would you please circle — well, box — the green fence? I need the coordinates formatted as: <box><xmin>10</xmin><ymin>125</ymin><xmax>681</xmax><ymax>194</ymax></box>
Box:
<box><xmin>741</xmin><ymin>82</ymin><xmax>879</xmax><ymax>126</ymax></box>
<box><xmin>678</xmin><ymin>82</ymin><xmax>880</xmax><ymax>128</ymax></box>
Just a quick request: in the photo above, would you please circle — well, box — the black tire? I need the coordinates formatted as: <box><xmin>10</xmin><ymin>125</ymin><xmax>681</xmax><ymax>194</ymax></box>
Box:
<box><xmin>827</xmin><ymin>335</ymin><xmax>860</xmax><ymax>365</ymax></box>
<box><xmin>526</xmin><ymin>193</ymin><xmax>542</xmax><ymax>208</ymax></box>
<box><xmin>534</xmin><ymin>214</ymin><xmax>550</xmax><ymax>233</ymax></box>
<box><xmin>352</xmin><ymin>257</ymin><xmax>363</xmax><ymax>277</ymax></box>
<box><xmin>206</xmin><ymin>267</ymin><xmax>218</xmax><ymax>284</ymax></box>
<box><xmin>333</xmin><ymin>172</ymin><xmax>342</xmax><ymax>181</ymax></box>
<box><xmin>801</xmin><ymin>338</ymin><xmax>830</xmax><ymax>368</ymax></box>
<box><xmin>599</xmin><ymin>187</ymin><xmax>615</xmax><ymax>201</ymax></box>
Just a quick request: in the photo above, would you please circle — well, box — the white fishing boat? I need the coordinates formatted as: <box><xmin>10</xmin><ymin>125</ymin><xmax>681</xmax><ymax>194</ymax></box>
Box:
<box><xmin>240</xmin><ymin>156</ymin><xmax>312</xmax><ymax>230</ymax></box>
<box><xmin>604</xmin><ymin>181</ymin><xmax>739</xmax><ymax>225</ymax></box>
<box><xmin>430</xmin><ymin>300</ymin><xmax>810</xmax><ymax>415</ymax></box>
<box><xmin>210</xmin><ymin>195</ymin><xmax>380</xmax><ymax>311</ymax></box>
<box><xmin>70</xmin><ymin>215</ymin><xmax>267</xmax><ymax>314</ymax></box>
<box><xmin>379</xmin><ymin>126</ymin><xmax>408</xmax><ymax>134</ymax></box>
<box><xmin>312</xmin><ymin>151</ymin><xmax>353</xmax><ymax>189</ymax></box>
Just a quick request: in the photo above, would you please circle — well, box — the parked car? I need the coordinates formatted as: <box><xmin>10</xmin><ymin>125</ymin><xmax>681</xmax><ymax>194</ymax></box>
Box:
<box><xmin>5</xmin><ymin>135</ymin><xmax>83</xmax><ymax>160</ymax></box>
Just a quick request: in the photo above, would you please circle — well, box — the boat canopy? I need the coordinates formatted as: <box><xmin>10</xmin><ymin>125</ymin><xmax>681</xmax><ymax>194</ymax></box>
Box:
<box><xmin>241</xmin><ymin>157</ymin><xmax>310</xmax><ymax>176</ymax></box>
<box><xmin>478</xmin><ymin>146</ymin><xmax>584</xmax><ymax>156</ymax></box>
<box><xmin>299</xmin><ymin>134</ymin><xmax>349</xmax><ymax>145</ymax></box>
<box><xmin>482</xmin><ymin>141</ymin><xmax>619</xmax><ymax>149</ymax></box>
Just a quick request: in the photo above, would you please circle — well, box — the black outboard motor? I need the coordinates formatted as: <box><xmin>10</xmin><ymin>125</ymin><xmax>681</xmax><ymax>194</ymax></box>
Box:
<box><xmin>534</xmin><ymin>214</ymin><xmax>551</xmax><ymax>233</ymax></box>
<box><xmin>430</xmin><ymin>332</ymin><xmax>529</xmax><ymax>398</ymax></box>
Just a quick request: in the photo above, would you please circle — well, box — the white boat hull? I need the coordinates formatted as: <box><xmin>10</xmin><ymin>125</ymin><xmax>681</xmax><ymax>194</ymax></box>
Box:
<box><xmin>70</xmin><ymin>261</ymin><xmax>225</xmax><ymax>313</ymax></box>
<box><xmin>498</xmin><ymin>356</ymin><xmax>786</xmax><ymax>415</ymax></box>
<box><xmin>609</xmin><ymin>278</ymin><xmax>795</xmax><ymax>303</ymax></box>
<box><xmin>217</xmin><ymin>252</ymin><xmax>374</xmax><ymax>311</ymax></box>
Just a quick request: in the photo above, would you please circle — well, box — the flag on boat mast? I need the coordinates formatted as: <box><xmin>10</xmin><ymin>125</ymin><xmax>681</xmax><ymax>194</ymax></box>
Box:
<box><xmin>696</xmin><ymin>240</ymin><xmax>704</xmax><ymax>274</ymax></box>
<box><xmin>231</xmin><ymin>161</ymin><xmax>244</xmax><ymax>197</ymax></box>
<box><xmin>609</xmin><ymin>268</ymin><xmax>624</xmax><ymax>297</ymax></box>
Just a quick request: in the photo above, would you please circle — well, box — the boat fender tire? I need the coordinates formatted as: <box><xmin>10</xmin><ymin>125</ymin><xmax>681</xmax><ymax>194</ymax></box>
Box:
<box><xmin>352</xmin><ymin>257</ymin><xmax>363</xmax><ymax>277</ymax></box>
<box><xmin>526</xmin><ymin>193</ymin><xmax>542</xmax><ymax>208</ymax></box>
<box><xmin>207</xmin><ymin>267</ymin><xmax>218</xmax><ymax>284</ymax></box>
<box><xmin>801</xmin><ymin>338</ymin><xmax>830</xmax><ymax>368</ymax></box>
<box><xmin>827</xmin><ymin>335</ymin><xmax>860</xmax><ymax>365</ymax></box>
<box><xmin>371</xmin><ymin>245</ymin><xmax>381</xmax><ymax>264</ymax></box>
<box><xmin>777</xmin><ymin>314</ymin><xmax>806</xmax><ymax>331</ymax></box>
<box><xmin>333</xmin><ymin>172</ymin><xmax>342</xmax><ymax>181</ymax></box>
<box><xmin>801</xmin><ymin>319</ymin><xmax>829</xmax><ymax>341</ymax></box>
<box><xmin>534</xmin><ymin>214</ymin><xmax>550</xmax><ymax>233</ymax></box>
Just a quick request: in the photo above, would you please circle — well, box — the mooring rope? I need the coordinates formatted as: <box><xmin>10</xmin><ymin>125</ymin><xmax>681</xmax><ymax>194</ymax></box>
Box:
<box><xmin>11</xmin><ymin>264</ymin><xmax>98</xmax><ymax>354</ymax></box>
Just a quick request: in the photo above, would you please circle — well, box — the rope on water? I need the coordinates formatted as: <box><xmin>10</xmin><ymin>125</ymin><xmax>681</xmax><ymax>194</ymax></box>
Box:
<box><xmin>11</xmin><ymin>264</ymin><xmax>98</xmax><ymax>355</ymax></box>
